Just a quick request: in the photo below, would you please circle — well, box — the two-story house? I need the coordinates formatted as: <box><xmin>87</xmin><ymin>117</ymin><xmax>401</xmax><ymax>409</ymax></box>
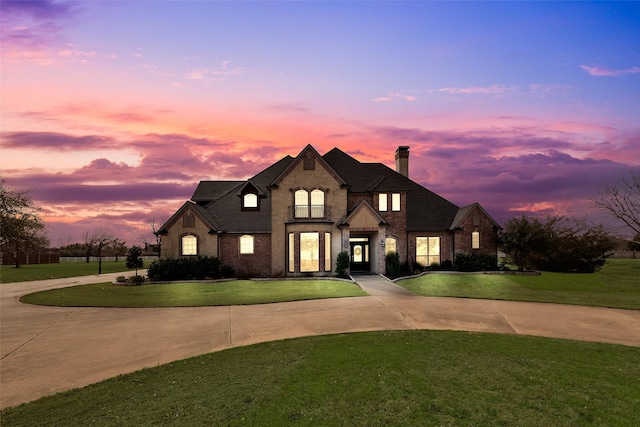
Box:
<box><xmin>157</xmin><ymin>145</ymin><xmax>500</xmax><ymax>277</ymax></box>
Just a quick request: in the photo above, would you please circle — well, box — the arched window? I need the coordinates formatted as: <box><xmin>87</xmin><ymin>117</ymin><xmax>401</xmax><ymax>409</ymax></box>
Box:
<box><xmin>243</xmin><ymin>193</ymin><xmax>258</xmax><ymax>209</ymax></box>
<box><xmin>310</xmin><ymin>189</ymin><xmax>325</xmax><ymax>218</ymax></box>
<box><xmin>181</xmin><ymin>235</ymin><xmax>197</xmax><ymax>256</ymax></box>
<box><xmin>385</xmin><ymin>237</ymin><xmax>397</xmax><ymax>255</ymax></box>
<box><xmin>240</xmin><ymin>235</ymin><xmax>254</xmax><ymax>254</ymax></box>
<box><xmin>294</xmin><ymin>189</ymin><xmax>309</xmax><ymax>218</ymax></box>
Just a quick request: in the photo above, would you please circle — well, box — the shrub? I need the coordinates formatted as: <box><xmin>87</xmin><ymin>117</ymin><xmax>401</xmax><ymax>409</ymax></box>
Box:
<box><xmin>440</xmin><ymin>259</ymin><xmax>453</xmax><ymax>270</ymax></box>
<box><xmin>455</xmin><ymin>252</ymin><xmax>498</xmax><ymax>272</ymax></box>
<box><xmin>147</xmin><ymin>256</ymin><xmax>222</xmax><ymax>281</ymax></box>
<box><xmin>429</xmin><ymin>262</ymin><xmax>441</xmax><ymax>270</ymax></box>
<box><xmin>116</xmin><ymin>276</ymin><xmax>127</xmax><ymax>283</ymax></box>
<box><xmin>220</xmin><ymin>265</ymin><xmax>235</xmax><ymax>278</ymax></box>
<box><xmin>128</xmin><ymin>275</ymin><xmax>145</xmax><ymax>284</ymax></box>
<box><xmin>385</xmin><ymin>252</ymin><xmax>400</xmax><ymax>278</ymax></box>
<box><xmin>335</xmin><ymin>251</ymin><xmax>349</xmax><ymax>278</ymax></box>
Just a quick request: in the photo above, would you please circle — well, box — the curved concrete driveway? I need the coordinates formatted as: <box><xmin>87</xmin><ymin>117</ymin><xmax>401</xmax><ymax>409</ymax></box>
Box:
<box><xmin>1</xmin><ymin>273</ymin><xmax>639</xmax><ymax>409</ymax></box>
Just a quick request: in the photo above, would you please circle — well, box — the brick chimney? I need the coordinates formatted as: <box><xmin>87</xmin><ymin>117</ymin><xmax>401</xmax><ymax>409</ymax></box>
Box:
<box><xmin>395</xmin><ymin>146</ymin><xmax>410</xmax><ymax>178</ymax></box>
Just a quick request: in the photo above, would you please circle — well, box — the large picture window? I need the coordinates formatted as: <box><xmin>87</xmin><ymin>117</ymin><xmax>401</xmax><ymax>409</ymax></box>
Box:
<box><xmin>416</xmin><ymin>236</ymin><xmax>440</xmax><ymax>267</ymax></box>
<box><xmin>181</xmin><ymin>235</ymin><xmax>197</xmax><ymax>255</ymax></box>
<box><xmin>240</xmin><ymin>235</ymin><xmax>254</xmax><ymax>254</ymax></box>
<box><xmin>300</xmin><ymin>232</ymin><xmax>319</xmax><ymax>272</ymax></box>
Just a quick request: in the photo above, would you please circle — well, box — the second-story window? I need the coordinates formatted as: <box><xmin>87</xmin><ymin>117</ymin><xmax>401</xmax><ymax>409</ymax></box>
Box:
<box><xmin>392</xmin><ymin>193</ymin><xmax>401</xmax><ymax>211</ymax></box>
<box><xmin>243</xmin><ymin>193</ymin><xmax>258</xmax><ymax>209</ymax></box>
<box><xmin>294</xmin><ymin>189</ymin><xmax>325</xmax><ymax>218</ymax></box>
<box><xmin>379</xmin><ymin>193</ymin><xmax>388</xmax><ymax>212</ymax></box>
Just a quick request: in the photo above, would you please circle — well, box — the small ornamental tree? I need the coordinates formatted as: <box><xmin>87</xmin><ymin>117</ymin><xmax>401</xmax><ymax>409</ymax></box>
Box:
<box><xmin>125</xmin><ymin>246</ymin><xmax>144</xmax><ymax>276</ymax></box>
<box><xmin>335</xmin><ymin>251</ymin><xmax>349</xmax><ymax>278</ymax></box>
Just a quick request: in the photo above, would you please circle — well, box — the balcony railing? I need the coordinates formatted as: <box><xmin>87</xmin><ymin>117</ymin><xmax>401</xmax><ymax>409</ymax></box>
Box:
<box><xmin>288</xmin><ymin>204</ymin><xmax>332</xmax><ymax>222</ymax></box>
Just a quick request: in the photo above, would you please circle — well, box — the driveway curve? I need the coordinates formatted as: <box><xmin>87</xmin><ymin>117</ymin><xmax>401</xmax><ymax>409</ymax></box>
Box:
<box><xmin>2</xmin><ymin>273</ymin><xmax>639</xmax><ymax>408</ymax></box>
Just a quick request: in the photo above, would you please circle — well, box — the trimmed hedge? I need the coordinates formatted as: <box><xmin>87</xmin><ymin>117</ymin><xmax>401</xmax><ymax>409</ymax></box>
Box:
<box><xmin>454</xmin><ymin>252</ymin><xmax>499</xmax><ymax>272</ymax></box>
<box><xmin>147</xmin><ymin>256</ymin><xmax>226</xmax><ymax>281</ymax></box>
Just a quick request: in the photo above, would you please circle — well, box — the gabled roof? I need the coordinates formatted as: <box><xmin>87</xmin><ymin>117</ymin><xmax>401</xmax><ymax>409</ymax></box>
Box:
<box><xmin>323</xmin><ymin>147</ymin><xmax>460</xmax><ymax>231</ymax></box>
<box><xmin>338</xmin><ymin>199</ymin><xmax>389</xmax><ymax>228</ymax></box>
<box><xmin>449</xmin><ymin>202</ymin><xmax>501</xmax><ymax>230</ymax></box>
<box><xmin>270</xmin><ymin>144</ymin><xmax>347</xmax><ymax>188</ymax></box>
<box><xmin>193</xmin><ymin>154</ymin><xmax>295</xmax><ymax>234</ymax></box>
<box><xmin>157</xmin><ymin>201</ymin><xmax>220</xmax><ymax>234</ymax></box>
<box><xmin>192</xmin><ymin>181</ymin><xmax>244</xmax><ymax>204</ymax></box>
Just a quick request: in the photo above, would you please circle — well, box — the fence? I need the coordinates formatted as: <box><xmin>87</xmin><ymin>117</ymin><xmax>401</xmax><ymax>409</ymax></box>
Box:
<box><xmin>1</xmin><ymin>253</ymin><xmax>60</xmax><ymax>265</ymax></box>
<box><xmin>60</xmin><ymin>256</ymin><xmax>159</xmax><ymax>263</ymax></box>
<box><xmin>607</xmin><ymin>251</ymin><xmax>639</xmax><ymax>259</ymax></box>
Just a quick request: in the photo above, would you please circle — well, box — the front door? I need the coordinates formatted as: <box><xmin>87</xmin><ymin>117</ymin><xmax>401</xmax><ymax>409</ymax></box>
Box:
<box><xmin>350</xmin><ymin>240</ymin><xmax>370</xmax><ymax>272</ymax></box>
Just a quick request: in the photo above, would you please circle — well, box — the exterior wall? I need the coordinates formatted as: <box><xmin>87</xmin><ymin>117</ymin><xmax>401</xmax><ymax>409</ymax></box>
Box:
<box><xmin>220</xmin><ymin>233</ymin><xmax>271</xmax><ymax>278</ymax></box>
<box><xmin>160</xmin><ymin>210</ymin><xmax>218</xmax><ymax>258</ymax></box>
<box><xmin>375</xmin><ymin>191</ymin><xmax>408</xmax><ymax>268</ymax></box>
<box><xmin>271</xmin><ymin>157</ymin><xmax>348</xmax><ymax>277</ymax></box>
<box><xmin>453</xmin><ymin>206</ymin><xmax>499</xmax><ymax>256</ymax></box>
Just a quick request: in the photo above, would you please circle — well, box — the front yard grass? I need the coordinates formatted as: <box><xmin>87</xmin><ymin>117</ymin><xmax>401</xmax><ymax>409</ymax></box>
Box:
<box><xmin>397</xmin><ymin>259</ymin><xmax>640</xmax><ymax>310</ymax></box>
<box><xmin>0</xmin><ymin>261</ymin><xmax>146</xmax><ymax>283</ymax></box>
<box><xmin>20</xmin><ymin>279</ymin><xmax>367</xmax><ymax>307</ymax></box>
<box><xmin>2</xmin><ymin>330</ymin><xmax>639</xmax><ymax>426</ymax></box>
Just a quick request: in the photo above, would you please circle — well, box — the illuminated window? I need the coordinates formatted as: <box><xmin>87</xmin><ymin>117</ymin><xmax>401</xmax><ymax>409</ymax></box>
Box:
<box><xmin>295</xmin><ymin>189</ymin><xmax>309</xmax><ymax>217</ymax></box>
<box><xmin>300</xmin><ymin>232</ymin><xmax>319</xmax><ymax>272</ymax></box>
<box><xmin>288</xmin><ymin>233</ymin><xmax>295</xmax><ymax>272</ymax></box>
<box><xmin>472</xmin><ymin>231</ymin><xmax>480</xmax><ymax>249</ymax></box>
<box><xmin>181</xmin><ymin>235</ymin><xmax>197</xmax><ymax>255</ymax></box>
<box><xmin>379</xmin><ymin>193</ymin><xmax>387</xmax><ymax>212</ymax></box>
<box><xmin>311</xmin><ymin>189</ymin><xmax>325</xmax><ymax>218</ymax></box>
<box><xmin>243</xmin><ymin>193</ymin><xmax>258</xmax><ymax>209</ymax></box>
<box><xmin>385</xmin><ymin>237</ymin><xmax>397</xmax><ymax>255</ymax></box>
<box><xmin>240</xmin><ymin>235</ymin><xmax>254</xmax><ymax>254</ymax></box>
<box><xmin>325</xmin><ymin>233</ymin><xmax>331</xmax><ymax>272</ymax></box>
<box><xmin>392</xmin><ymin>193</ymin><xmax>400</xmax><ymax>211</ymax></box>
<box><xmin>416</xmin><ymin>237</ymin><xmax>440</xmax><ymax>267</ymax></box>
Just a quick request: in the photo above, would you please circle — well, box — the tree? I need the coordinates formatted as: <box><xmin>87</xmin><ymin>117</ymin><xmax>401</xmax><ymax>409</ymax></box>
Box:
<box><xmin>126</xmin><ymin>246</ymin><xmax>144</xmax><ymax>276</ymax></box>
<box><xmin>497</xmin><ymin>215</ymin><xmax>548</xmax><ymax>271</ymax></box>
<box><xmin>628</xmin><ymin>233</ymin><xmax>640</xmax><ymax>251</ymax></box>
<box><xmin>0</xmin><ymin>178</ymin><xmax>49</xmax><ymax>268</ymax></box>
<box><xmin>499</xmin><ymin>215</ymin><xmax>616</xmax><ymax>273</ymax></box>
<box><xmin>593</xmin><ymin>169</ymin><xmax>640</xmax><ymax>237</ymax></box>
<box><xmin>110</xmin><ymin>238</ymin><xmax>127</xmax><ymax>262</ymax></box>
<box><xmin>82</xmin><ymin>230</ymin><xmax>113</xmax><ymax>273</ymax></box>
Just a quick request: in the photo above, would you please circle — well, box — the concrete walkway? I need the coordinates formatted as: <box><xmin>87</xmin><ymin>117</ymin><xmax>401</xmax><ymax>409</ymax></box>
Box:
<box><xmin>1</xmin><ymin>273</ymin><xmax>639</xmax><ymax>409</ymax></box>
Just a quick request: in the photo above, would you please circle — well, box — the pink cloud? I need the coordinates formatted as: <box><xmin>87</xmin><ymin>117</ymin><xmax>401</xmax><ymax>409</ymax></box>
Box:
<box><xmin>580</xmin><ymin>65</ymin><xmax>640</xmax><ymax>77</ymax></box>
<box><xmin>437</xmin><ymin>85</ymin><xmax>516</xmax><ymax>95</ymax></box>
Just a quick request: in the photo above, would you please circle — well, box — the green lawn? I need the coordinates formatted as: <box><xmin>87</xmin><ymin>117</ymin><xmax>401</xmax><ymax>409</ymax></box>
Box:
<box><xmin>397</xmin><ymin>259</ymin><xmax>640</xmax><ymax>310</ymax></box>
<box><xmin>2</xmin><ymin>330</ymin><xmax>639</xmax><ymax>426</ymax></box>
<box><xmin>20</xmin><ymin>279</ymin><xmax>367</xmax><ymax>307</ymax></box>
<box><xmin>0</xmin><ymin>261</ymin><xmax>146</xmax><ymax>283</ymax></box>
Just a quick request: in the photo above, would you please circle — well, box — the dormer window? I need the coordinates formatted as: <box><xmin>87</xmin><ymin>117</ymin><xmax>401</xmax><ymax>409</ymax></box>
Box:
<box><xmin>243</xmin><ymin>193</ymin><xmax>258</xmax><ymax>209</ymax></box>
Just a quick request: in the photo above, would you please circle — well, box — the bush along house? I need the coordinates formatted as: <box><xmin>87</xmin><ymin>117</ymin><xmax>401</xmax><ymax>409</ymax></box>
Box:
<box><xmin>157</xmin><ymin>145</ymin><xmax>500</xmax><ymax>277</ymax></box>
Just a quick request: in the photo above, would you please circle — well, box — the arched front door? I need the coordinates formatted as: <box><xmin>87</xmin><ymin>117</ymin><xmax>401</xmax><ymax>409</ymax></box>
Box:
<box><xmin>349</xmin><ymin>238</ymin><xmax>370</xmax><ymax>272</ymax></box>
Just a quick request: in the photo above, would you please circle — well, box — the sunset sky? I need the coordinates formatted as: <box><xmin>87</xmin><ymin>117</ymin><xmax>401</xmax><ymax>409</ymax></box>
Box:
<box><xmin>2</xmin><ymin>0</ymin><xmax>639</xmax><ymax>245</ymax></box>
